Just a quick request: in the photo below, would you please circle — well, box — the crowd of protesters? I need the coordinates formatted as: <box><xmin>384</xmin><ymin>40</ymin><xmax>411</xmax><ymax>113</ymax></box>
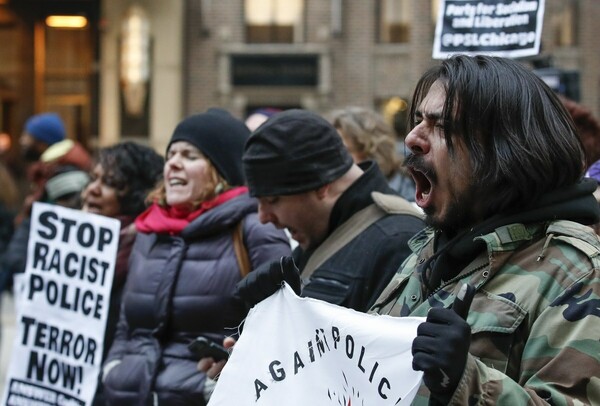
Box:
<box><xmin>0</xmin><ymin>54</ymin><xmax>599</xmax><ymax>405</ymax></box>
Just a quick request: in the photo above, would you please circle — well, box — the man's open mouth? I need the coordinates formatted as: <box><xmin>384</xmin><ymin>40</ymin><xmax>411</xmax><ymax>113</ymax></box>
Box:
<box><xmin>409</xmin><ymin>167</ymin><xmax>433</xmax><ymax>208</ymax></box>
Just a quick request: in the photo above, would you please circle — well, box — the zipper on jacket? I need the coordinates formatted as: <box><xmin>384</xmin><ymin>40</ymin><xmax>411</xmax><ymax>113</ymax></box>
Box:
<box><xmin>426</xmin><ymin>262</ymin><xmax>488</xmax><ymax>300</ymax></box>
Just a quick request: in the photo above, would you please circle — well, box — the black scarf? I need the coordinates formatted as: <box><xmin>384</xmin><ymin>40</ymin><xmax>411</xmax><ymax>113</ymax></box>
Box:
<box><xmin>423</xmin><ymin>179</ymin><xmax>600</xmax><ymax>293</ymax></box>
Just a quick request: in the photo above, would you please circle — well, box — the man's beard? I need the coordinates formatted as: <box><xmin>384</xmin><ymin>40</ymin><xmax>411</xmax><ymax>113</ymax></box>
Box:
<box><xmin>405</xmin><ymin>153</ymin><xmax>479</xmax><ymax>236</ymax></box>
<box><xmin>423</xmin><ymin>182</ymin><xmax>479</xmax><ymax>237</ymax></box>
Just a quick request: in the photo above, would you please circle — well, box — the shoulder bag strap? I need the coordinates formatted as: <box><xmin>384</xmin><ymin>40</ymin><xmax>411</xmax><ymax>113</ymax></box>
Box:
<box><xmin>301</xmin><ymin>204</ymin><xmax>386</xmax><ymax>280</ymax></box>
<box><xmin>301</xmin><ymin>192</ymin><xmax>422</xmax><ymax>281</ymax></box>
<box><xmin>233</xmin><ymin>220</ymin><xmax>252</xmax><ymax>278</ymax></box>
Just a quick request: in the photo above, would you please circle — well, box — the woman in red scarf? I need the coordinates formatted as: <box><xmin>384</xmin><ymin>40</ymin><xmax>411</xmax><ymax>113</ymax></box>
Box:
<box><xmin>101</xmin><ymin>109</ymin><xmax>291</xmax><ymax>406</ymax></box>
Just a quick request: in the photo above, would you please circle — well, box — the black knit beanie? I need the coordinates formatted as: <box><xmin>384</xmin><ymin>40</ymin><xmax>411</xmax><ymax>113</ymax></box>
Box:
<box><xmin>167</xmin><ymin>108</ymin><xmax>250</xmax><ymax>186</ymax></box>
<box><xmin>243</xmin><ymin>109</ymin><xmax>353</xmax><ymax>197</ymax></box>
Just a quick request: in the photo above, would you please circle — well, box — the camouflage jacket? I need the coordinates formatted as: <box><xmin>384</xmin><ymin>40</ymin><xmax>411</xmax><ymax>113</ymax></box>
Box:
<box><xmin>371</xmin><ymin>220</ymin><xmax>600</xmax><ymax>405</ymax></box>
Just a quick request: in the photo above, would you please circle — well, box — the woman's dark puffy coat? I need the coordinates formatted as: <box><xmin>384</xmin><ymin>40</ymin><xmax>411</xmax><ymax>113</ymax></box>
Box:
<box><xmin>102</xmin><ymin>194</ymin><xmax>291</xmax><ymax>405</ymax></box>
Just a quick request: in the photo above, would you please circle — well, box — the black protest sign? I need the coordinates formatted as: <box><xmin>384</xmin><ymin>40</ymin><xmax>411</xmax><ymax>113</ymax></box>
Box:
<box><xmin>433</xmin><ymin>0</ymin><xmax>545</xmax><ymax>59</ymax></box>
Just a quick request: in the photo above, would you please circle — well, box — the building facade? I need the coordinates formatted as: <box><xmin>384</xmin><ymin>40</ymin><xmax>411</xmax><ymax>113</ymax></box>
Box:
<box><xmin>0</xmin><ymin>0</ymin><xmax>597</xmax><ymax>158</ymax></box>
<box><xmin>183</xmin><ymin>0</ymin><xmax>599</xmax><ymax>139</ymax></box>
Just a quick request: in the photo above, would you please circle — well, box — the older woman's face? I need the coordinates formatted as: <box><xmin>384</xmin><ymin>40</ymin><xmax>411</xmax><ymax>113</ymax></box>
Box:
<box><xmin>164</xmin><ymin>141</ymin><xmax>212</xmax><ymax>209</ymax></box>
<box><xmin>82</xmin><ymin>164</ymin><xmax>121</xmax><ymax>217</ymax></box>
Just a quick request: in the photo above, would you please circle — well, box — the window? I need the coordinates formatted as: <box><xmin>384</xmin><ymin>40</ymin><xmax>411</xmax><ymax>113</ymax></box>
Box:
<box><xmin>431</xmin><ymin>0</ymin><xmax>440</xmax><ymax>25</ymax></box>
<box><xmin>245</xmin><ymin>0</ymin><xmax>304</xmax><ymax>43</ymax></box>
<box><xmin>378</xmin><ymin>0</ymin><xmax>411</xmax><ymax>43</ymax></box>
<box><xmin>552</xmin><ymin>0</ymin><xmax>578</xmax><ymax>47</ymax></box>
<box><xmin>40</xmin><ymin>16</ymin><xmax>97</xmax><ymax>144</ymax></box>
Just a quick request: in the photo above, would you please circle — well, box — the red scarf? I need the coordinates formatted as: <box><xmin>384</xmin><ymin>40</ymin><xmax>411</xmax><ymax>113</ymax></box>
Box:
<box><xmin>135</xmin><ymin>186</ymin><xmax>248</xmax><ymax>235</ymax></box>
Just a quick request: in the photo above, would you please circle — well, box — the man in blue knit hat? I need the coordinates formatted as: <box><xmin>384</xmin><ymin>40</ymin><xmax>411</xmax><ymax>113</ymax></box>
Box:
<box><xmin>15</xmin><ymin>112</ymin><xmax>91</xmax><ymax>225</ymax></box>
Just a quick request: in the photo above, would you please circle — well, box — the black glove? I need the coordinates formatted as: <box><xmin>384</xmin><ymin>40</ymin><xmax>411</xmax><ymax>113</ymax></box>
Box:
<box><xmin>236</xmin><ymin>256</ymin><xmax>301</xmax><ymax>307</ymax></box>
<box><xmin>411</xmin><ymin>284</ymin><xmax>475</xmax><ymax>404</ymax></box>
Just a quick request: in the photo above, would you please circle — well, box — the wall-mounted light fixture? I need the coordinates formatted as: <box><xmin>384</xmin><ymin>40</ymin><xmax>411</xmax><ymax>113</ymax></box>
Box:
<box><xmin>45</xmin><ymin>15</ymin><xmax>88</xmax><ymax>29</ymax></box>
<box><xmin>120</xmin><ymin>5</ymin><xmax>150</xmax><ymax>117</ymax></box>
<box><xmin>383</xmin><ymin>96</ymin><xmax>409</xmax><ymax>134</ymax></box>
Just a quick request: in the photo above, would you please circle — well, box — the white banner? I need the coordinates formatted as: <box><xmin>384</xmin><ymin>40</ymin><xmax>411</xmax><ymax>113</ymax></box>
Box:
<box><xmin>209</xmin><ymin>285</ymin><xmax>424</xmax><ymax>406</ymax></box>
<box><xmin>2</xmin><ymin>203</ymin><xmax>120</xmax><ymax>406</ymax></box>
<box><xmin>433</xmin><ymin>0</ymin><xmax>545</xmax><ymax>59</ymax></box>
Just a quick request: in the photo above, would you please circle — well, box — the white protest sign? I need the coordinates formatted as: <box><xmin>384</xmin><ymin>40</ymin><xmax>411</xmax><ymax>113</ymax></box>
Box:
<box><xmin>208</xmin><ymin>285</ymin><xmax>424</xmax><ymax>406</ymax></box>
<box><xmin>433</xmin><ymin>0</ymin><xmax>545</xmax><ymax>59</ymax></box>
<box><xmin>2</xmin><ymin>202</ymin><xmax>120</xmax><ymax>406</ymax></box>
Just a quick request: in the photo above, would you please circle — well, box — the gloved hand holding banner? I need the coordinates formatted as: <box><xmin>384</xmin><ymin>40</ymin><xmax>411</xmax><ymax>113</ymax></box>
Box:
<box><xmin>208</xmin><ymin>284</ymin><xmax>424</xmax><ymax>405</ymax></box>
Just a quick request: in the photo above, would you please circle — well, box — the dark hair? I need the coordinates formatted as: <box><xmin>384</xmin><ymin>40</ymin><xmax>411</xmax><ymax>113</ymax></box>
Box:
<box><xmin>409</xmin><ymin>55</ymin><xmax>585</xmax><ymax>215</ymax></box>
<box><xmin>97</xmin><ymin>142</ymin><xmax>164</xmax><ymax>216</ymax></box>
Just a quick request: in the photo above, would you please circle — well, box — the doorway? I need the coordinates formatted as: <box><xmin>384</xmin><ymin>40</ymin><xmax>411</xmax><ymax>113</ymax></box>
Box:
<box><xmin>7</xmin><ymin>0</ymin><xmax>99</xmax><ymax>151</ymax></box>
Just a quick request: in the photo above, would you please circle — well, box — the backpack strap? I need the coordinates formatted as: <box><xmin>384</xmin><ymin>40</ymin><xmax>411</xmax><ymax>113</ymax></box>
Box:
<box><xmin>232</xmin><ymin>220</ymin><xmax>252</xmax><ymax>278</ymax></box>
<box><xmin>301</xmin><ymin>192</ymin><xmax>422</xmax><ymax>280</ymax></box>
<box><xmin>370</xmin><ymin>191</ymin><xmax>423</xmax><ymax>217</ymax></box>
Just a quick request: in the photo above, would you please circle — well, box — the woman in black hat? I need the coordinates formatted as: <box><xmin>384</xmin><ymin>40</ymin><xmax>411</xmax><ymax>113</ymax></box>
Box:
<box><xmin>101</xmin><ymin>109</ymin><xmax>291</xmax><ymax>406</ymax></box>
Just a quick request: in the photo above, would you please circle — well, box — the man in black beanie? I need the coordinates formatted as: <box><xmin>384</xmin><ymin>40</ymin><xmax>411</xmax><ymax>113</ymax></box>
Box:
<box><xmin>240</xmin><ymin>109</ymin><xmax>424</xmax><ymax>312</ymax></box>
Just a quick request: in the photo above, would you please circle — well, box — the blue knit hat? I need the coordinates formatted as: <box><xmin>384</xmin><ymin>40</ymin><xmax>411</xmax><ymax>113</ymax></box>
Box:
<box><xmin>25</xmin><ymin>113</ymin><xmax>66</xmax><ymax>145</ymax></box>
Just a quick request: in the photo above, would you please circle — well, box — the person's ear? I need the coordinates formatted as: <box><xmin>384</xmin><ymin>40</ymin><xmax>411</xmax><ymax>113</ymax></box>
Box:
<box><xmin>315</xmin><ymin>183</ymin><xmax>331</xmax><ymax>200</ymax></box>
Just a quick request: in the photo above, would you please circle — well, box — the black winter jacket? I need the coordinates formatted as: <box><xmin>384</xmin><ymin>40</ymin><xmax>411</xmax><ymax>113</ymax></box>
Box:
<box><xmin>0</xmin><ymin>203</ymin><xmax>15</xmax><ymax>291</ymax></box>
<box><xmin>102</xmin><ymin>193</ymin><xmax>291</xmax><ymax>405</ymax></box>
<box><xmin>3</xmin><ymin>217</ymin><xmax>29</xmax><ymax>282</ymax></box>
<box><xmin>295</xmin><ymin>161</ymin><xmax>425</xmax><ymax>312</ymax></box>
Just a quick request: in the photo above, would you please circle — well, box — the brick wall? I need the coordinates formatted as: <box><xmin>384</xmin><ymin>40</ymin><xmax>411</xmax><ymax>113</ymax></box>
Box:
<box><xmin>183</xmin><ymin>0</ymin><xmax>600</xmax><ymax>120</ymax></box>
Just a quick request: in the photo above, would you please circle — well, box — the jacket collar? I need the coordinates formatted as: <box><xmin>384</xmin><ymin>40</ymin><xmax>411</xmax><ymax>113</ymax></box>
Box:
<box><xmin>411</xmin><ymin>179</ymin><xmax>600</xmax><ymax>293</ymax></box>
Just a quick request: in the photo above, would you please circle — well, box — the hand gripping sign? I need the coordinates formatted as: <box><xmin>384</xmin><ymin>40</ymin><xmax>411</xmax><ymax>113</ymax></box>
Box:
<box><xmin>2</xmin><ymin>203</ymin><xmax>120</xmax><ymax>406</ymax></box>
<box><xmin>208</xmin><ymin>285</ymin><xmax>424</xmax><ymax>406</ymax></box>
